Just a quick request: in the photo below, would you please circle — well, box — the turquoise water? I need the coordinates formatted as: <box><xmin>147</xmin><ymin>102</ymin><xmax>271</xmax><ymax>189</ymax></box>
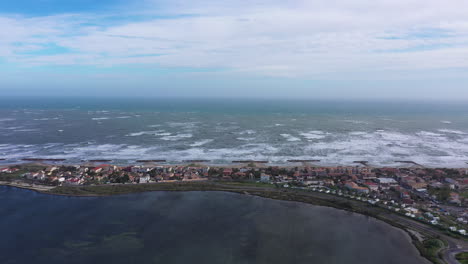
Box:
<box><xmin>0</xmin><ymin>186</ymin><xmax>429</xmax><ymax>264</ymax></box>
<box><xmin>0</xmin><ymin>97</ymin><xmax>468</xmax><ymax>167</ymax></box>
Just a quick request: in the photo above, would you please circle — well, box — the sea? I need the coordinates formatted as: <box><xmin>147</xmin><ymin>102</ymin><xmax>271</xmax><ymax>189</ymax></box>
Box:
<box><xmin>0</xmin><ymin>186</ymin><xmax>430</xmax><ymax>264</ymax></box>
<box><xmin>1</xmin><ymin>97</ymin><xmax>468</xmax><ymax>167</ymax></box>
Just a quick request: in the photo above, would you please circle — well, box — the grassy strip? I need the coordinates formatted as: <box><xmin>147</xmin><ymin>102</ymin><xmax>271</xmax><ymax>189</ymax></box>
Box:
<box><xmin>48</xmin><ymin>182</ymin><xmax>241</xmax><ymax>196</ymax></box>
<box><xmin>456</xmin><ymin>252</ymin><xmax>468</xmax><ymax>264</ymax></box>
<box><xmin>413</xmin><ymin>239</ymin><xmax>445</xmax><ymax>264</ymax></box>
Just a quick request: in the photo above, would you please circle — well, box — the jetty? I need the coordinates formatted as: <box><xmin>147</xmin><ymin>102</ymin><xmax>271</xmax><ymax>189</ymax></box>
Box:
<box><xmin>84</xmin><ymin>160</ymin><xmax>113</xmax><ymax>163</ymax></box>
<box><xmin>353</xmin><ymin>161</ymin><xmax>370</xmax><ymax>167</ymax></box>
<box><xmin>394</xmin><ymin>160</ymin><xmax>425</xmax><ymax>168</ymax></box>
<box><xmin>183</xmin><ymin>160</ymin><xmax>211</xmax><ymax>163</ymax></box>
<box><xmin>21</xmin><ymin>158</ymin><xmax>66</xmax><ymax>162</ymax></box>
<box><xmin>287</xmin><ymin>160</ymin><xmax>320</xmax><ymax>163</ymax></box>
<box><xmin>232</xmin><ymin>160</ymin><xmax>269</xmax><ymax>164</ymax></box>
<box><xmin>136</xmin><ymin>160</ymin><xmax>167</xmax><ymax>163</ymax></box>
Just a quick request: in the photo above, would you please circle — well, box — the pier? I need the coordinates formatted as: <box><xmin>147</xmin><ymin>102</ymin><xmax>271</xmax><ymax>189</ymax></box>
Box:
<box><xmin>136</xmin><ymin>160</ymin><xmax>167</xmax><ymax>163</ymax></box>
<box><xmin>353</xmin><ymin>161</ymin><xmax>370</xmax><ymax>167</ymax></box>
<box><xmin>84</xmin><ymin>160</ymin><xmax>113</xmax><ymax>163</ymax></box>
<box><xmin>21</xmin><ymin>158</ymin><xmax>66</xmax><ymax>162</ymax></box>
<box><xmin>232</xmin><ymin>160</ymin><xmax>269</xmax><ymax>164</ymax></box>
<box><xmin>287</xmin><ymin>160</ymin><xmax>321</xmax><ymax>163</ymax></box>
<box><xmin>394</xmin><ymin>160</ymin><xmax>425</xmax><ymax>168</ymax></box>
<box><xmin>183</xmin><ymin>160</ymin><xmax>211</xmax><ymax>163</ymax></box>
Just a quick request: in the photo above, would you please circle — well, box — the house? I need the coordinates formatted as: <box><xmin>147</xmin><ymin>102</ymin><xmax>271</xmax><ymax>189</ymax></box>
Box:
<box><xmin>449</xmin><ymin>192</ymin><xmax>461</xmax><ymax>205</ymax></box>
<box><xmin>131</xmin><ymin>166</ymin><xmax>150</xmax><ymax>173</ymax></box>
<box><xmin>45</xmin><ymin>166</ymin><xmax>58</xmax><ymax>175</ymax></box>
<box><xmin>0</xmin><ymin>167</ymin><xmax>19</xmax><ymax>173</ymax></box>
<box><xmin>26</xmin><ymin>172</ymin><xmax>46</xmax><ymax>180</ymax></box>
<box><xmin>91</xmin><ymin>165</ymin><xmax>111</xmax><ymax>174</ymax></box>
<box><xmin>260</xmin><ymin>174</ymin><xmax>271</xmax><ymax>182</ymax></box>
<box><xmin>65</xmin><ymin>177</ymin><xmax>81</xmax><ymax>186</ymax></box>
<box><xmin>400</xmin><ymin>191</ymin><xmax>411</xmax><ymax>199</ymax></box>
<box><xmin>223</xmin><ymin>168</ymin><xmax>233</xmax><ymax>176</ymax></box>
<box><xmin>344</xmin><ymin>181</ymin><xmax>369</xmax><ymax>194</ymax></box>
<box><xmin>139</xmin><ymin>175</ymin><xmax>150</xmax><ymax>183</ymax></box>
<box><xmin>364</xmin><ymin>181</ymin><xmax>379</xmax><ymax>191</ymax></box>
<box><xmin>457</xmin><ymin>178</ymin><xmax>468</xmax><ymax>189</ymax></box>
<box><xmin>376</xmin><ymin>177</ymin><xmax>398</xmax><ymax>189</ymax></box>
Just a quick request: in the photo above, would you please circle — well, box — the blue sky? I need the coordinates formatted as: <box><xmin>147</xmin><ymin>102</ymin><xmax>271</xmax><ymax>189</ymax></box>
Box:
<box><xmin>1</xmin><ymin>0</ymin><xmax>468</xmax><ymax>99</ymax></box>
<box><xmin>0</xmin><ymin>0</ymin><xmax>124</xmax><ymax>15</ymax></box>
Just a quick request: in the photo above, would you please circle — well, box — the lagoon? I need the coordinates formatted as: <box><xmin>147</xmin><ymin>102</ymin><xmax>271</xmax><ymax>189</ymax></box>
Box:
<box><xmin>0</xmin><ymin>186</ymin><xmax>429</xmax><ymax>264</ymax></box>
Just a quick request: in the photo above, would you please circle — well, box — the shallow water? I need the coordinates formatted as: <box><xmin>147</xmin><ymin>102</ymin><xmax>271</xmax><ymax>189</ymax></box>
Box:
<box><xmin>0</xmin><ymin>186</ymin><xmax>429</xmax><ymax>264</ymax></box>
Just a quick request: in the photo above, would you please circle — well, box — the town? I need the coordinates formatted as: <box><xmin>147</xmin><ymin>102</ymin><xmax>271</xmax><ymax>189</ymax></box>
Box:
<box><xmin>1</xmin><ymin>162</ymin><xmax>468</xmax><ymax>237</ymax></box>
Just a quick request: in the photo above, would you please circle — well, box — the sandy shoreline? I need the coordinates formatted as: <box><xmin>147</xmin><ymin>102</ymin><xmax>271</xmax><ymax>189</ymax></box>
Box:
<box><xmin>0</xmin><ymin>181</ymin><xmax>55</xmax><ymax>192</ymax></box>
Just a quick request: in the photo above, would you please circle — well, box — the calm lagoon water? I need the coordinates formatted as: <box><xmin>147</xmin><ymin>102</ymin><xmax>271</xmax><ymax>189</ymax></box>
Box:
<box><xmin>0</xmin><ymin>186</ymin><xmax>429</xmax><ymax>264</ymax></box>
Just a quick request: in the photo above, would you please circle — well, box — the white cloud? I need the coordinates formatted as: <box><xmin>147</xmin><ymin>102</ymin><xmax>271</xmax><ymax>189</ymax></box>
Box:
<box><xmin>1</xmin><ymin>0</ymin><xmax>468</xmax><ymax>79</ymax></box>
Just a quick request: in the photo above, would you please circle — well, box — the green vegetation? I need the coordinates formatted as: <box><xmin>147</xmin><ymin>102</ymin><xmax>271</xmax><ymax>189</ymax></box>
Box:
<box><xmin>219</xmin><ymin>181</ymin><xmax>275</xmax><ymax>188</ymax></box>
<box><xmin>462</xmin><ymin>191</ymin><xmax>468</xmax><ymax>199</ymax></box>
<box><xmin>48</xmin><ymin>182</ymin><xmax>244</xmax><ymax>196</ymax></box>
<box><xmin>456</xmin><ymin>252</ymin><xmax>468</xmax><ymax>264</ymax></box>
<box><xmin>0</xmin><ymin>169</ymin><xmax>25</xmax><ymax>181</ymax></box>
<box><xmin>0</xmin><ymin>164</ymin><xmax>47</xmax><ymax>181</ymax></box>
<box><xmin>428</xmin><ymin>186</ymin><xmax>451</xmax><ymax>202</ymax></box>
<box><xmin>414</xmin><ymin>239</ymin><xmax>445</xmax><ymax>264</ymax></box>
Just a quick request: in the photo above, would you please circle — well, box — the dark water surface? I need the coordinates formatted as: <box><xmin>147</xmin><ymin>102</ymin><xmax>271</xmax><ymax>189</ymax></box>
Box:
<box><xmin>0</xmin><ymin>186</ymin><xmax>429</xmax><ymax>264</ymax></box>
<box><xmin>1</xmin><ymin>98</ymin><xmax>468</xmax><ymax>167</ymax></box>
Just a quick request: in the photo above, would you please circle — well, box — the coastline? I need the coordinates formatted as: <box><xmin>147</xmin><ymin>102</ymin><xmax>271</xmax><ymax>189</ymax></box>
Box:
<box><xmin>0</xmin><ymin>181</ymin><xmax>55</xmax><ymax>193</ymax></box>
<box><xmin>1</xmin><ymin>181</ymin><xmax>466</xmax><ymax>264</ymax></box>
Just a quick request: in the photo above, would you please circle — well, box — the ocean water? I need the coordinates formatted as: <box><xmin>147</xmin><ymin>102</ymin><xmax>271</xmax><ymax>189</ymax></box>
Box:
<box><xmin>0</xmin><ymin>187</ymin><xmax>429</xmax><ymax>264</ymax></box>
<box><xmin>0</xmin><ymin>97</ymin><xmax>468</xmax><ymax>167</ymax></box>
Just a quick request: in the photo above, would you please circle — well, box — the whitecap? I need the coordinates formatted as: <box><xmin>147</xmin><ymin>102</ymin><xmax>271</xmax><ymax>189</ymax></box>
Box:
<box><xmin>349</xmin><ymin>131</ymin><xmax>367</xmax><ymax>136</ymax></box>
<box><xmin>441</xmin><ymin>121</ymin><xmax>452</xmax><ymax>124</ymax></box>
<box><xmin>438</xmin><ymin>129</ymin><xmax>467</xmax><ymax>135</ymax></box>
<box><xmin>154</xmin><ymin>132</ymin><xmax>171</xmax><ymax>136</ymax></box>
<box><xmin>343</xmin><ymin>120</ymin><xmax>369</xmax><ymax>125</ymax></box>
<box><xmin>6</xmin><ymin>126</ymin><xmax>23</xmax><ymax>130</ymax></box>
<box><xmin>237</xmin><ymin>137</ymin><xmax>255</xmax><ymax>141</ymax></box>
<box><xmin>190</xmin><ymin>139</ymin><xmax>214</xmax><ymax>147</ymax></box>
<box><xmin>14</xmin><ymin>129</ymin><xmax>39</xmax><ymax>132</ymax></box>
<box><xmin>34</xmin><ymin>117</ymin><xmax>59</xmax><ymax>121</ymax></box>
<box><xmin>92</xmin><ymin>117</ymin><xmax>109</xmax><ymax>121</ymax></box>
<box><xmin>300</xmin><ymin>131</ymin><xmax>327</xmax><ymax>140</ymax></box>
<box><xmin>160</xmin><ymin>134</ymin><xmax>193</xmax><ymax>141</ymax></box>
<box><xmin>239</xmin><ymin>130</ymin><xmax>256</xmax><ymax>135</ymax></box>
<box><xmin>127</xmin><ymin>130</ymin><xmax>167</xmax><ymax>137</ymax></box>
<box><xmin>280</xmin><ymin>134</ymin><xmax>301</xmax><ymax>142</ymax></box>
<box><xmin>417</xmin><ymin>131</ymin><xmax>444</xmax><ymax>137</ymax></box>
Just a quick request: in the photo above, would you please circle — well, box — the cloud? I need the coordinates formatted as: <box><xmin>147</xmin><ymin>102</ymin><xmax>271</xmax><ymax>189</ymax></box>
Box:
<box><xmin>1</xmin><ymin>0</ymin><xmax>468</xmax><ymax>79</ymax></box>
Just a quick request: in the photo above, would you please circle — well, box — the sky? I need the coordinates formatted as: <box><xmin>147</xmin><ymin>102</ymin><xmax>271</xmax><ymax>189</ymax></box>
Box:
<box><xmin>1</xmin><ymin>0</ymin><xmax>468</xmax><ymax>99</ymax></box>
